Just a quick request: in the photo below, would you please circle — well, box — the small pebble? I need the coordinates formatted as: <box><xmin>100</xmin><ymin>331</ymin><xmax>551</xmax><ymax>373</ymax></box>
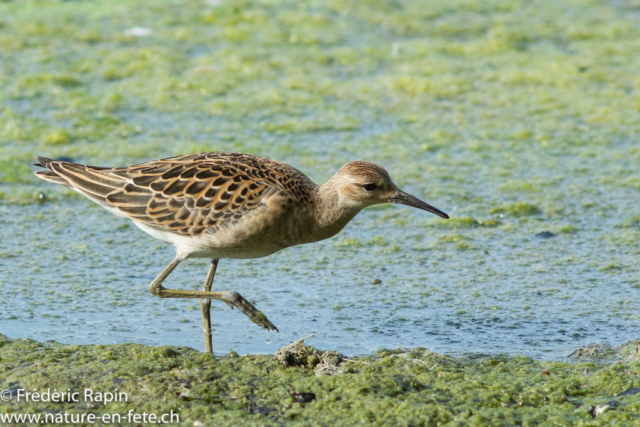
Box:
<box><xmin>535</xmin><ymin>231</ymin><xmax>555</xmax><ymax>239</ymax></box>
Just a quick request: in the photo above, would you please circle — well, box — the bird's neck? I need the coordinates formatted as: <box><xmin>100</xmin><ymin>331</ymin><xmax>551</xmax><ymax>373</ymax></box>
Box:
<box><xmin>305</xmin><ymin>178</ymin><xmax>362</xmax><ymax>243</ymax></box>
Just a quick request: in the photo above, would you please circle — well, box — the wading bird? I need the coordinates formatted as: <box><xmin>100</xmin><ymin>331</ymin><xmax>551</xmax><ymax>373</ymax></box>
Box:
<box><xmin>35</xmin><ymin>152</ymin><xmax>448</xmax><ymax>353</ymax></box>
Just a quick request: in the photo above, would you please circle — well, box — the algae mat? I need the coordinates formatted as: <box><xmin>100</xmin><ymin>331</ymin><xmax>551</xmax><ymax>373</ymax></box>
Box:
<box><xmin>0</xmin><ymin>336</ymin><xmax>639</xmax><ymax>425</ymax></box>
<box><xmin>1</xmin><ymin>0</ymin><xmax>640</xmax><ymax>359</ymax></box>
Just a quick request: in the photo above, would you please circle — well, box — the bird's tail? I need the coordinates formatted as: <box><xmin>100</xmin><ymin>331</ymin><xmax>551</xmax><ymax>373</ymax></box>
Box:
<box><xmin>34</xmin><ymin>156</ymin><xmax>71</xmax><ymax>186</ymax></box>
<box><xmin>33</xmin><ymin>156</ymin><xmax>130</xmax><ymax>207</ymax></box>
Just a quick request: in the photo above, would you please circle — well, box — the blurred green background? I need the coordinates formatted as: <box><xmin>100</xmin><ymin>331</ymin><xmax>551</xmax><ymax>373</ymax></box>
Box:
<box><xmin>1</xmin><ymin>0</ymin><xmax>639</xmax><ymax>209</ymax></box>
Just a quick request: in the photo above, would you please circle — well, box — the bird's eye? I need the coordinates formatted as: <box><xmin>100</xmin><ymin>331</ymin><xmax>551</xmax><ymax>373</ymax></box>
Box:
<box><xmin>362</xmin><ymin>183</ymin><xmax>377</xmax><ymax>192</ymax></box>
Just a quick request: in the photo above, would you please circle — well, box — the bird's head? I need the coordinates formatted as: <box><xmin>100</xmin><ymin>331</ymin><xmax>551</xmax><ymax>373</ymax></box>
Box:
<box><xmin>331</xmin><ymin>161</ymin><xmax>449</xmax><ymax>218</ymax></box>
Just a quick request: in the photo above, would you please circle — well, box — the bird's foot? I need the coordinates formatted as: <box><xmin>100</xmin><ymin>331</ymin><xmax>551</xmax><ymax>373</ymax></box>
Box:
<box><xmin>223</xmin><ymin>291</ymin><xmax>279</xmax><ymax>332</ymax></box>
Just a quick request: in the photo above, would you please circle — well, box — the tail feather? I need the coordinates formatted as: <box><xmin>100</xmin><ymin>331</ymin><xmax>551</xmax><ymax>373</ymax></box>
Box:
<box><xmin>34</xmin><ymin>170</ymin><xmax>70</xmax><ymax>186</ymax></box>
<box><xmin>34</xmin><ymin>156</ymin><xmax>57</xmax><ymax>169</ymax></box>
<box><xmin>34</xmin><ymin>156</ymin><xmax>71</xmax><ymax>187</ymax></box>
<box><xmin>50</xmin><ymin>163</ymin><xmax>121</xmax><ymax>200</ymax></box>
<box><xmin>34</xmin><ymin>156</ymin><xmax>138</xmax><ymax>207</ymax></box>
<box><xmin>53</xmin><ymin>162</ymin><xmax>127</xmax><ymax>187</ymax></box>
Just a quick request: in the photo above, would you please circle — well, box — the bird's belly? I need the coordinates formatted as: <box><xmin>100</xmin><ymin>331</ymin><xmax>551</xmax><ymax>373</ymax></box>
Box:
<box><xmin>131</xmin><ymin>208</ymin><xmax>299</xmax><ymax>260</ymax></box>
<box><xmin>185</xmin><ymin>243</ymin><xmax>283</xmax><ymax>260</ymax></box>
<box><xmin>189</xmin><ymin>227</ymin><xmax>290</xmax><ymax>259</ymax></box>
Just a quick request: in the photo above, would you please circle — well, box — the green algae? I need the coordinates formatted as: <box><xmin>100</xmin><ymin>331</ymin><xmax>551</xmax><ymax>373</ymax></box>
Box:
<box><xmin>1</xmin><ymin>0</ymin><xmax>639</xmax><ymax>204</ymax></box>
<box><xmin>491</xmin><ymin>202</ymin><xmax>542</xmax><ymax>218</ymax></box>
<box><xmin>335</xmin><ymin>238</ymin><xmax>363</xmax><ymax>248</ymax></box>
<box><xmin>0</xmin><ymin>159</ymin><xmax>32</xmax><ymax>184</ymax></box>
<box><xmin>1</xmin><ymin>335</ymin><xmax>639</xmax><ymax>425</ymax></box>
<box><xmin>429</xmin><ymin>216</ymin><xmax>502</xmax><ymax>229</ymax></box>
<box><xmin>0</xmin><ymin>0</ymin><xmax>640</xmax><ymax>397</ymax></box>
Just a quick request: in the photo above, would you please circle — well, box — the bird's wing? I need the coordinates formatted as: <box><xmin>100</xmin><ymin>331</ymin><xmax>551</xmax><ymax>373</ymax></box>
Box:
<box><xmin>35</xmin><ymin>153</ymin><xmax>299</xmax><ymax>236</ymax></box>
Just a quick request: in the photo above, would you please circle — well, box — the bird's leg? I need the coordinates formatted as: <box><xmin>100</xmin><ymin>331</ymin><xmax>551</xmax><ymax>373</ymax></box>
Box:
<box><xmin>148</xmin><ymin>257</ymin><xmax>278</xmax><ymax>332</ymax></box>
<box><xmin>147</xmin><ymin>256</ymin><xmax>182</xmax><ymax>291</ymax></box>
<box><xmin>199</xmin><ymin>259</ymin><xmax>219</xmax><ymax>354</ymax></box>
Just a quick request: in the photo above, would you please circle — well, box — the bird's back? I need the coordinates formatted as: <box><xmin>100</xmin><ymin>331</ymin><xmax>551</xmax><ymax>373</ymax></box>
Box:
<box><xmin>35</xmin><ymin>153</ymin><xmax>318</xmax><ymax>250</ymax></box>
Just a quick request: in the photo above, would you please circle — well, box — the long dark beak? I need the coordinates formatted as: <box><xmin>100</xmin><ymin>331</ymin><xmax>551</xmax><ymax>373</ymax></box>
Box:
<box><xmin>389</xmin><ymin>189</ymin><xmax>449</xmax><ymax>219</ymax></box>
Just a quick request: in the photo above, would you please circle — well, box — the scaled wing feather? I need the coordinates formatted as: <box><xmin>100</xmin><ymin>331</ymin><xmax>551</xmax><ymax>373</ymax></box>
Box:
<box><xmin>34</xmin><ymin>152</ymin><xmax>317</xmax><ymax>237</ymax></box>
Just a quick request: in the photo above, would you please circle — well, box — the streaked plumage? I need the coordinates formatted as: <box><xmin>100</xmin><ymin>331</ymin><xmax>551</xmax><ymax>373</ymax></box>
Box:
<box><xmin>35</xmin><ymin>152</ymin><xmax>449</xmax><ymax>353</ymax></box>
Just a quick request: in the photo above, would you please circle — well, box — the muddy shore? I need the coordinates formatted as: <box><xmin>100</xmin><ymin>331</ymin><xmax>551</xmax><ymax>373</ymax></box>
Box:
<box><xmin>1</xmin><ymin>335</ymin><xmax>639</xmax><ymax>425</ymax></box>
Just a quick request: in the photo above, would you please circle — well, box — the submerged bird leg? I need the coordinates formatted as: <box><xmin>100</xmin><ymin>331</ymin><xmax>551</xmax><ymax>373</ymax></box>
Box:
<box><xmin>199</xmin><ymin>259</ymin><xmax>219</xmax><ymax>354</ymax></box>
<box><xmin>148</xmin><ymin>257</ymin><xmax>278</xmax><ymax>333</ymax></box>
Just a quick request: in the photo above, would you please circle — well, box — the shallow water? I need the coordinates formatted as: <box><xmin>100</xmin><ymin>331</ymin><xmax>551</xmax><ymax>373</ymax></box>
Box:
<box><xmin>1</xmin><ymin>0</ymin><xmax>640</xmax><ymax>360</ymax></box>
<box><xmin>1</xmin><ymin>194</ymin><xmax>637</xmax><ymax>360</ymax></box>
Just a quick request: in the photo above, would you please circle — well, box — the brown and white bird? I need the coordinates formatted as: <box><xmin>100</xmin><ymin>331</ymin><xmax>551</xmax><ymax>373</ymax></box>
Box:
<box><xmin>34</xmin><ymin>152</ymin><xmax>448</xmax><ymax>353</ymax></box>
